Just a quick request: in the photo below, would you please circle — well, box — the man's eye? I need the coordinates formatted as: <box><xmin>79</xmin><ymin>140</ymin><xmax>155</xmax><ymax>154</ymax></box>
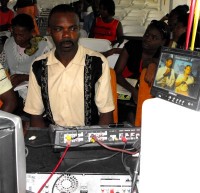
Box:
<box><xmin>70</xmin><ymin>26</ymin><xmax>78</xmax><ymax>31</ymax></box>
<box><xmin>54</xmin><ymin>27</ymin><xmax>62</xmax><ymax>32</ymax></box>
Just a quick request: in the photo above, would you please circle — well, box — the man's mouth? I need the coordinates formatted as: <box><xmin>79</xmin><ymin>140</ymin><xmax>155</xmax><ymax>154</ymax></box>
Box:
<box><xmin>61</xmin><ymin>41</ymin><xmax>74</xmax><ymax>48</ymax></box>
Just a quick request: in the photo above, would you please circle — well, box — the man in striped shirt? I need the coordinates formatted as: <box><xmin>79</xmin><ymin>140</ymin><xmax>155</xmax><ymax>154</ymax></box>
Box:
<box><xmin>0</xmin><ymin>63</ymin><xmax>17</xmax><ymax>112</ymax></box>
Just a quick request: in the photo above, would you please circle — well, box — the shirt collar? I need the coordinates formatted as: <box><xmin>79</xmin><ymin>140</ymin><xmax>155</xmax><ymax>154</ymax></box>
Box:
<box><xmin>46</xmin><ymin>45</ymin><xmax>85</xmax><ymax>66</ymax></box>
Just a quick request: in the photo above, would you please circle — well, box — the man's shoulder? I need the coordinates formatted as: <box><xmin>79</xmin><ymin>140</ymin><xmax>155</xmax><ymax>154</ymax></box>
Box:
<box><xmin>35</xmin><ymin>36</ymin><xmax>54</xmax><ymax>52</ymax></box>
<box><xmin>34</xmin><ymin>49</ymin><xmax>53</xmax><ymax>62</ymax></box>
<box><xmin>80</xmin><ymin>45</ymin><xmax>107</xmax><ymax>61</ymax></box>
<box><xmin>80</xmin><ymin>46</ymin><xmax>109</xmax><ymax>74</ymax></box>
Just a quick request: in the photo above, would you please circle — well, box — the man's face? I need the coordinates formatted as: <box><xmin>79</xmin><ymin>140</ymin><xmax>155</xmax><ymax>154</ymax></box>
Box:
<box><xmin>184</xmin><ymin>66</ymin><xmax>192</xmax><ymax>75</ymax></box>
<box><xmin>12</xmin><ymin>26</ymin><xmax>33</xmax><ymax>48</ymax></box>
<box><xmin>142</xmin><ymin>26</ymin><xmax>165</xmax><ymax>50</ymax></box>
<box><xmin>48</xmin><ymin>12</ymin><xmax>80</xmax><ymax>54</ymax></box>
<box><xmin>166</xmin><ymin>59</ymin><xmax>173</xmax><ymax>68</ymax></box>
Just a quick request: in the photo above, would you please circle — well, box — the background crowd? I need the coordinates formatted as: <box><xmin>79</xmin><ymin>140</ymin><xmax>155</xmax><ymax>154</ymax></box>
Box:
<box><xmin>0</xmin><ymin>0</ymin><xmax>199</xmax><ymax>129</ymax></box>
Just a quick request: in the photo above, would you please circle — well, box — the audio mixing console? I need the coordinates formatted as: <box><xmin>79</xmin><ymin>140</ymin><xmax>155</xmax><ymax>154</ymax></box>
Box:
<box><xmin>49</xmin><ymin>123</ymin><xmax>140</xmax><ymax>151</ymax></box>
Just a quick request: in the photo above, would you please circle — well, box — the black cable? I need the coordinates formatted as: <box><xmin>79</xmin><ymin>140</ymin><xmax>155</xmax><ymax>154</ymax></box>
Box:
<box><xmin>131</xmin><ymin>155</ymin><xmax>140</xmax><ymax>193</ymax></box>
<box><xmin>121</xmin><ymin>139</ymin><xmax>140</xmax><ymax>179</ymax></box>
<box><xmin>121</xmin><ymin>143</ymin><xmax>133</xmax><ymax>178</ymax></box>
<box><xmin>51</xmin><ymin>152</ymin><xmax>120</xmax><ymax>193</ymax></box>
<box><xmin>25</xmin><ymin>141</ymin><xmax>92</xmax><ymax>148</ymax></box>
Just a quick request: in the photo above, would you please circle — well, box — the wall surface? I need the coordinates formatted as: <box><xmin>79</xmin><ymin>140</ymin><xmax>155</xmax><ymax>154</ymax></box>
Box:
<box><xmin>7</xmin><ymin>0</ymin><xmax>191</xmax><ymax>13</ymax></box>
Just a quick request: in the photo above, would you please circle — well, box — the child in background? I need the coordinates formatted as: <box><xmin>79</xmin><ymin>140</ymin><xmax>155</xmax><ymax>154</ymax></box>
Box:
<box><xmin>89</xmin><ymin>0</ymin><xmax>123</xmax><ymax>46</ymax></box>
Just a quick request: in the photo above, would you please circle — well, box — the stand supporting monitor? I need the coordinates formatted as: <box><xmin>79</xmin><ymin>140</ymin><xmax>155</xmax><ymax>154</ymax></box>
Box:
<box><xmin>139</xmin><ymin>98</ymin><xmax>200</xmax><ymax>193</ymax></box>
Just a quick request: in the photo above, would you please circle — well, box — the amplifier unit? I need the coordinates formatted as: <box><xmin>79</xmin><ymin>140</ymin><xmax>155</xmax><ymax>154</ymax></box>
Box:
<box><xmin>26</xmin><ymin>173</ymin><xmax>133</xmax><ymax>193</ymax></box>
<box><xmin>49</xmin><ymin>123</ymin><xmax>140</xmax><ymax>151</ymax></box>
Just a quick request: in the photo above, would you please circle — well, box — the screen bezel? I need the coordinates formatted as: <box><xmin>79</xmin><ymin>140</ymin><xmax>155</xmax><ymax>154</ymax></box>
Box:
<box><xmin>0</xmin><ymin>111</ymin><xmax>26</xmax><ymax>193</ymax></box>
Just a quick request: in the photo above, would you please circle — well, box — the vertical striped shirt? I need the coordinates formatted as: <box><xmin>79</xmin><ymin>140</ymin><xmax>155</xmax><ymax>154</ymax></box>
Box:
<box><xmin>0</xmin><ymin>63</ymin><xmax>12</xmax><ymax>95</ymax></box>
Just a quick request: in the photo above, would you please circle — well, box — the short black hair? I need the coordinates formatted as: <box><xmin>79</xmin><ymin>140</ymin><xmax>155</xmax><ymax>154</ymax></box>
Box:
<box><xmin>166</xmin><ymin>57</ymin><xmax>173</xmax><ymax>62</ymax></box>
<box><xmin>48</xmin><ymin>4</ymin><xmax>79</xmax><ymax>26</ymax></box>
<box><xmin>169</xmin><ymin>4</ymin><xmax>189</xmax><ymax>18</ymax></box>
<box><xmin>99</xmin><ymin>0</ymin><xmax>115</xmax><ymax>16</ymax></box>
<box><xmin>170</xmin><ymin>4</ymin><xmax>189</xmax><ymax>17</ymax></box>
<box><xmin>11</xmin><ymin>14</ymin><xmax>34</xmax><ymax>31</ymax></box>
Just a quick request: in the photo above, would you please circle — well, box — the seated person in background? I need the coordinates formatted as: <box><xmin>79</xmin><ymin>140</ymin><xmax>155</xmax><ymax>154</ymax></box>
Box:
<box><xmin>135</xmin><ymin>20</ymin><xmax>171</xmax><ymax>127</ymax></box>
<box><xmin>70</xmin><ymin>0</ymin><xmax>85</xmax><ymax>22</ymax></box>
<box><xmin>0</xmin><ymin>0</ymin><xmax>14</xmax><ymax>44</ymax></box>
<box><xmin>89</xmin><ymin>0</ymin><xmax>123</xmax><ymax>46</ymax></box>
<box><xmin>0</xmin><ymin>0</ymin><xmax>14</xmax><ymax>31</ymax></box>
<box><xmin>155</xmin><ymin>57</ymin><xmax>175</xmax><ymax>88</ymax></box>
<box><xmin>2</xmin><ymin>14</ymin><xmax>52</xmax><ymax>95</ymax></box>
<box><xmin>83</xmin><ymin>0</ymin><xmax>100</xmax><ymax>34</ymax></box>
<box><xmin>161</xmin><ymin>4</ymin><xmax>189</xmax><ymax>47</ymax></box>
<box><xmin>175</xmin><ymin>65</ymin><xmax>194</xmax><ymax>96</ymax></box>
<box><xmin>169</xmin><ymin>13</ymin><xmax>188</xmax><ymax>48</ymax></box>
<box><xmin>115</xmin><ymin>21</ymin><xmax>170</xmax><ymax>103</ymax></box>
<box><xmin>114</xmin><ymin>39</ymin><xmax>142</xmax><ymax>123</ymax></box>
<box><xmin>24</xmin><ymin>4</ymin><xmax>114</xmax><ymax>128</ymax></box>
<box><xmin>0</xmin><ymin>63</ymin><xmax>17</xmax><ymax>113</ymax></box>
<box><xmin>176</xmin><ymin>13</ymin><xmax>200</xmax><ymax>50</ymax></box>
<box><xmin>13</xmin><ymin>0</ymin><xmax>40</xmax><ymax>35</ymax></box>
<box><xmin>115</xmin><ymin>20</ymin><xmax>170</xmax><ymax>125</ymax></box>
<box><xmin>161</xmin><ymin>4</ymin><xmax>189</xmax><ymax>32</ymax></box>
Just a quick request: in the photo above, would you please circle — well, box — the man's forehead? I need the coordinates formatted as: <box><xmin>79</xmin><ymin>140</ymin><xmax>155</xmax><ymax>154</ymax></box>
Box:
<box><xmin>49</xmin><ymin>12</ymin><xmax>79</xmax><ymax>24</ymax></box>
<box><xmin>50</xmin><ymin>12</ymin><xmax>79</xmax><ymax>20</ymax></box>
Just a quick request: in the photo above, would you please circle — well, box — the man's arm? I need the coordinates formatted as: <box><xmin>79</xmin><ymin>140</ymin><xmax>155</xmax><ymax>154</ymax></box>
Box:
<box><xmin>30</xmin><ymin>115</ymin><xmax>46</xmax><ymax>128</ymax></box>
<box><xmin>0</xmin><ymin>88</ymin><xmax>17</xmax><ymax>113</ymax></box>
<box><xmin>114</xmin><ymin>47</ymin><xmax>138</xmax><ymax>102</ymax></box>
<box><xmin>98</xmin><ymin>111</ymin><xmax>113</xmax><ymax>125</ymax></box>
<box><xmin>10</xmin><ymin>74</ymin><xmax>29</xmax><ymax>88</ymax></box>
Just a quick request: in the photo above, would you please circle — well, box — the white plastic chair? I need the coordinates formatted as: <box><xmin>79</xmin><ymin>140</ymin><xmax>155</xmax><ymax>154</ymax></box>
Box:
<box><xmin>115</xmin><ymin>9</ymin><xmax>127</xmax><ymax>19</ymax></box>
<box><xmin>121</xmin><ymin>19</ymin><xmax>144</xmax><ymax>26</ymax></box>
<box><xmin>107</xmin><ymin>54</ymin><xmax>120</xmax><ymax>69</ymax></box>
<box><xmin>127</xmin><ymin>11</ymin><xmax>147</xmax><ymax>18</ymax></box>
<box><xmin>123</xmin><ymin>25</ymin><xmax>146</xmax><ymax>37</ymax></box>
<box><xmin>118</xmin><ymin>0</ymin><xmax>133</xmax><ymax>7</ymax></box>
<box><xmin>78</xmin><ymin>38</ymin><xmax>121</xmax><ymax>69</ymax></box>
<box><xmin>123</xmin><ymin>15</ymin><xmax>146</xmax><ymax>23</ymax></box>
<box><xmin>131</xmin><ymin>1</ymin><xmax>146</xmax><ymax>9</ymax></box>
<box><xmin>145</xmin><ymin>1</ymin><xmax>160</xmax><ymax>10</ymax></box>
<box><xmin>146</xmin><ymin>11</ymin><xmax>165</xmax><ymax>20</ymax></box>
<box><xmin>78</xmin><ymin>38</ymin><xmax>112</xmax><ymax>52</ymax></box>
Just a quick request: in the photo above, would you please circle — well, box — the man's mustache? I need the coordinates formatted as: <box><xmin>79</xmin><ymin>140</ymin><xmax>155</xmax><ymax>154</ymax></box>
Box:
<box><xmin>60</xmin><ymin>39</ymin><xmax>74</xmax><ymax>46</ymax></box>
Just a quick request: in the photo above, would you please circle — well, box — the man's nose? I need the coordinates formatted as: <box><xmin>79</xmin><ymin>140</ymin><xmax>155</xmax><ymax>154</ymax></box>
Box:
<box><xmin>62</xmin><ymin>29</ymin><xmax>70</xmax><ymax>37</ymax></box>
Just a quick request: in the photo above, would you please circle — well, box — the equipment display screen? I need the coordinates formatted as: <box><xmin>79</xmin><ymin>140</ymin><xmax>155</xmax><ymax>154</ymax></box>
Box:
<box><xmin>152</xmin><ymin>48</ymin><xmax>200</xmax><ymax>100</ymax></box>
<box><xmin>151</xmin><ymin>47</ymin><xmax>200</xmax><ymax>111</ymax></box>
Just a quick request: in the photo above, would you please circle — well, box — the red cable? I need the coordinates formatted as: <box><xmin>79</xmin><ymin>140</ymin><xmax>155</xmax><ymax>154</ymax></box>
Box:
<box><xmin>92</xmin><ymin>136</ymin><xmax>138</xmax><ymax>155</ymax></box>
<box><xmin>37</xmin><ymin>141</ymin><xmax>71</xmax><ymax>193</ymax></box>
